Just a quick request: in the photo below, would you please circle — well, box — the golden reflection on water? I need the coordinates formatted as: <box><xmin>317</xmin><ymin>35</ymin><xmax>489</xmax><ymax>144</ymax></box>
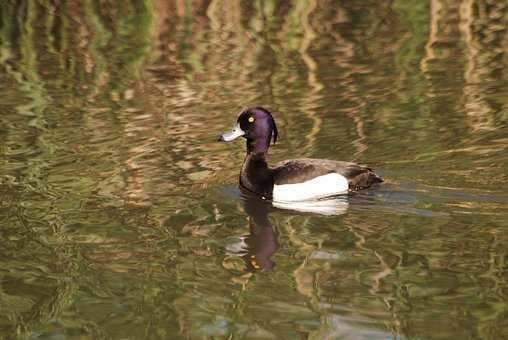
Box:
<box><xmin>0</xmin><ymin>0</ymin><xmax>508</xmax><ymax>338</ymax></box>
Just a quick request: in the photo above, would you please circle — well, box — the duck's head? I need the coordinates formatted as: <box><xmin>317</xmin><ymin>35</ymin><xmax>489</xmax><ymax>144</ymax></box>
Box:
<box><xmin>219</xmin><ymin>107</ymin><xmax>278</xmax><ymax>153</ymax></box>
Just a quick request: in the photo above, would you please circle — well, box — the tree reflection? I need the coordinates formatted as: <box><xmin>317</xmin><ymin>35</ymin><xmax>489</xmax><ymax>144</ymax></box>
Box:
<box><xmin>0</xmin><ymin>0</ymin><xmax>507</xmax><ymax>338</ymax></box>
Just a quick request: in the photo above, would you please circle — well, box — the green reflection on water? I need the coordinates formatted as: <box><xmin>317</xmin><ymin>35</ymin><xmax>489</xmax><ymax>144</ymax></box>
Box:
<box><xmin>1</xmin><ymin>0</ymin><xmax>508</xmax><ymax>339</ymax></box>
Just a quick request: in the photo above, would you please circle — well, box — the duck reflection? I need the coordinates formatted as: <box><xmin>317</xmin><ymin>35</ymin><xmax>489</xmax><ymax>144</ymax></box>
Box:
<box><xmin>226</xmin><ymin>191</ymin><xmax>350</xmax><ymax>272</ymax></box>
<box><xmin>272</xmin><ymin>195</ymin><xmax>349</xmax><ymax>216</ymax></box>
<box><xmin>234</xmin><ymin>194</ymin><xmax>279</xmax><ymax>271</ymax></box>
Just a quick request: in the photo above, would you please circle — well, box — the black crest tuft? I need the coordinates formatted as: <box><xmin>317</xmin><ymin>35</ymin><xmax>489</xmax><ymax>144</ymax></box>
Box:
<box><xmin>271</xmin><ymin>117</ymin><xmax>278</xmax><ymax>145</ymax></box>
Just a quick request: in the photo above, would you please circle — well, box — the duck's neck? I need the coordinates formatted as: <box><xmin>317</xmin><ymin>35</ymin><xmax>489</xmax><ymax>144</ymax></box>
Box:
<box><xmin>240</xmin><ymin>151</ymin><xmax>273</xmax><ymax>199</ymax></box>
<box><xmin>247</xmin><ymin>137</ymin><xmax>270</xmax><ymax>154</ymax></box>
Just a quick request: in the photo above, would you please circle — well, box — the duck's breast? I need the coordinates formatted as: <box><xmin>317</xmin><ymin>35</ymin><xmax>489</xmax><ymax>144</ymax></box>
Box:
<box><xmin>272</xmin><ymin>172</ymin><xmax>348</xmax><ymax>202</ymax></box>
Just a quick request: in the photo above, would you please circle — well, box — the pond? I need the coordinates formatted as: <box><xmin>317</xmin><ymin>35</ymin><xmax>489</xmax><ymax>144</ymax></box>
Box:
<box><xmin>1</xmin><ymin>1</ymin><xmax>508</xmax><ymax>339</ymax></box>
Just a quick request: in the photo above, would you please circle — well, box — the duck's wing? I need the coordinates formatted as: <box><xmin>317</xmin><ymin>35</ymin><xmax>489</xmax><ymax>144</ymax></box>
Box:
<box><xmin>272</xmin><ymin>158</ymin><xmax>383</xmax><ymax>190</ymax></box>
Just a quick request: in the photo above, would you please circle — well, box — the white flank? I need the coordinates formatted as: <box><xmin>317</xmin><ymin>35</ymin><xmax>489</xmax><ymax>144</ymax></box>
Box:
<box><xmin>272</xmin><ymin>173</ymin><xmax>349</xmax><ymax>202</ymax></box>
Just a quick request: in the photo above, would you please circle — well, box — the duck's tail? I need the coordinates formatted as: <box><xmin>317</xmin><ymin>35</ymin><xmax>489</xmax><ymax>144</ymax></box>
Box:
<box><xmin>349</xmin><ymin>168</ymin><xmax>383</xmax><ymax>191</ymax></box>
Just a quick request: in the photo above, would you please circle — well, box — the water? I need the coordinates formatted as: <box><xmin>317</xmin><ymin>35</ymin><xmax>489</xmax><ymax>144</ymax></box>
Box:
<box><xmin>1</xmin><ymin>1</ymin><xmax>507</xmax><ymax>339</ymax></box>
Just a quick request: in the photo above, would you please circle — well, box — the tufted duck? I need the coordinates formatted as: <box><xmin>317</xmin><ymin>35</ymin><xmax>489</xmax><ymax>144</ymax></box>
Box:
<box><xmin>219</xmin><ymin>107</ymin><xmax>383</xmax><ymax>202</ymax></box>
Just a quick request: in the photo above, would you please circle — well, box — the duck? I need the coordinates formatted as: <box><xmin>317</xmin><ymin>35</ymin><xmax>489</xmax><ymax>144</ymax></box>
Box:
<box><xmin>218</xmin><ymin>107</ymin><xmax>383</xmax><ymax>202</ymax></box>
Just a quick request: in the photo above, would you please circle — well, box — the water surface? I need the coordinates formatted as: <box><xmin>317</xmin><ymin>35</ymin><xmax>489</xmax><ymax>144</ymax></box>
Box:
<box><xmin>1</xmin><ymin>1</ymin><xmax>508</xmax><ymax>339</ymax></box>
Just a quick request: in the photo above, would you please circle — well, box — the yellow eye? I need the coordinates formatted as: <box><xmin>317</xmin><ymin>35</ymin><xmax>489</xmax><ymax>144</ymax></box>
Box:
<box><xmin>248</xmin><ymin>116</ymin><xmax>255</xmax><ymax>123</ymax></box>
